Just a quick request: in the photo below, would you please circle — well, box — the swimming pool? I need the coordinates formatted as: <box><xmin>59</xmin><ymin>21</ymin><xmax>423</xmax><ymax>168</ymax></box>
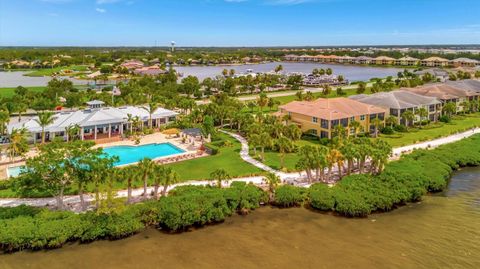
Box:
<box><xmin>103</xmin><ymin>143</ymin><xmax>185</xmax><ymax>166</ymax></box>
<box><xmin>7</xmin><ymin>166</ymin><xmax>24</xmax><ymax>178</ymax></box>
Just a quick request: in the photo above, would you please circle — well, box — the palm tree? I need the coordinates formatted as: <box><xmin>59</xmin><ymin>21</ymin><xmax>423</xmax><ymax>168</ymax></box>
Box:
<box><xmin>35</xmin><ymin>111</ymin><xmax>55</xmax><ymax>144</ymax></box>
<box><xmin>264</xmin><ymin>173</ymin><xmax>280</xmax><ymax>203</ymax></box>
<box><xmin>16</xmin><ymin>102</ymin><xmax>28</xmax><ymax>122</ymax></box>
<box><xmin>401</xmin><ymin>110</ymin><xmax>415</xmax><ymax>129</ymax></box>
<box><xmin>210</xmin><ymin>168</ymin><xmax>231</xmax><ymax>188</ymax></box>
<box><xmin>385</xmin><ymin>115</ymin><xmax>398</xmax><ymax>128</ymax></box>
<box><xmin>416</xmin><ymin>107</ymin><xmax>428</xmax><ymax>127</ymax></box>
<box><xmin>7</xmin><ymin>128</ymin><xmax>29</xmax><ymax>161</ymax></box>
<box><xmin>257</xmin><ymin>93</ymin><xmax>269</xmax><ymax>112</ymax></box>
<box><xmin>276</xmin><ymin>136</ymin><xmax>294</xmax><ymax>169</ymax></box>
<box><xmin>126</xmin><ymin>113</ymin><xmax>135</xmax><ymax>134</ymax></box>
<box><xmin>161</xmin><ymin>167</ymin><xmax>179</xmax><ymax>197</ymax></box>
<box><xmin>65</xmin><ymin>124</ymin><xmax>81</xmax><ymax>142</ymax></box>
<box><xmin>0</xmin><ymin>110</ymin><xmax>10</xmax><ymax>135</ymax></box>
<box><xmin>138</xmin><ymin>158</ymin><xmax>155</xmax><ymax>200</ymax></box>
<box><xmin>371</xmin><ymin>118</ymin><xmax>383</xmax><ymax>138</ymax></box>
<box><xmin>258</xmin><ymin>132</ymin><xmax>273</xmax><ymax>161</ymax></box>
<box><xmin>349</xmin><ymin>120</ymin><xmax>362</xmax><ymax>138</ymax></box>
<box><xmin>442</xmin><ymin>102</ymin><xmax>457</xmax><ymax>117</ymax></box>
<box><xmin>143</xmin><ymin>102</ymin><xmax>159</xmax><ymax>129</ymax></box>
<box><xmin>122</xmin><ymin>166</ymin><xmax>139</xmax><ymax>204</ymax></box>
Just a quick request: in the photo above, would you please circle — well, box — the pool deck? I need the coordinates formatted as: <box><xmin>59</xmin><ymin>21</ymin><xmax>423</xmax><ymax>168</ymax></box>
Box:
<box><xmin>0</xmin><ymin>132</ymin><xmax>205</xmax><ymax>179</ymax></box>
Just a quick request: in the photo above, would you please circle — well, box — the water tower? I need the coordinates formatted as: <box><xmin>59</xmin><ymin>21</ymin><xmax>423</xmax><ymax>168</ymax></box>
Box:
<box><xmin>171</xmin><ymin>41</ymin><xmax>176</xmax><ymax>52</ymax></box>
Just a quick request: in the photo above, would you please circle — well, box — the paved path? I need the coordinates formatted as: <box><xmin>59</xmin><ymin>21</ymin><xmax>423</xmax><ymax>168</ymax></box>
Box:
<box><xmin>1</xmin><ymin>127</ymin><xmax>479</xmax><ymax>209</ymax></box>
<box><xmin>392</xmin><ymin>127</ymin><xmax>480</xmax><ymax>156</ymax></box>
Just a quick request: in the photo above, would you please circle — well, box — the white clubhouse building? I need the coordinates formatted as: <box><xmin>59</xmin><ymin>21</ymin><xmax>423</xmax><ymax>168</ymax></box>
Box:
<box><xmin>7</xmin><ymin>101</ymin><xmax>178</xmax><ymax>143</ymax></box>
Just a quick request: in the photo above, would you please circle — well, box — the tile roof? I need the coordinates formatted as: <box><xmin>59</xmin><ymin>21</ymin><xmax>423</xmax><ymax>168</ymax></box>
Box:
<box><xmin>279</xmin><ymin>97</ymin><xmax>386</xmax><ymax>121</ymax></box>
<box><xmin>350</xmin><ymin>90</ymin><xmax>440</xmax><ymax>109</ymax></box>
<box><xmin>404</xmin><ymin>83</ymin><xmax>480</xmax><ymax>100</ymax></box>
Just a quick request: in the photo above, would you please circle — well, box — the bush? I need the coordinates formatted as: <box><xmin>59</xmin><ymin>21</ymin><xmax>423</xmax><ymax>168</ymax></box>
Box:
<box><xmin>381</xmin><ymin>126</ymin><xmax>394</xmax><ymax>135</ymax></box>
<box><xmin>439</xmin><ymin>115</ymin><xmax>451</xmax><ymax>123</ymax></box>
<box><xmin>274</xmin><ymin>185</ymin><xmax>306</xmax><ymax>207</ymax></box>
<box><xmin>309</xmin><ymin>183</ymin><xmax>335</xmax><ymax>211</ymax></box>
<box><xmin>393</xmin><ymin>124</ymin><xmax>408</xmax><ymax>132</ymax></box>
<box><xmin>0</xmin><ymin>205</ymin><xmax>41</xmax><ymax>219</ymax></box>
<box><xmin>306</xmin><ymin>134</ymin><xmax>480</xmax><ymax>217</ymax></box>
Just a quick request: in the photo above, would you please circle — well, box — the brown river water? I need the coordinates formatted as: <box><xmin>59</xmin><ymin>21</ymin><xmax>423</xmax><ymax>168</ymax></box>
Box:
<box><xmin>1</xmin><ymin>168</ymin><xmax>479</xmax><ymax>269</ymax></box>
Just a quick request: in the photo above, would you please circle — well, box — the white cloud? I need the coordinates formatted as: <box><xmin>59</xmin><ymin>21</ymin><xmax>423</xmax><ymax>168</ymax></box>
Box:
<box><xmin>95</xmin><ymin>8</ymin><xmax>106</xmax><ymax>13</ymax></box>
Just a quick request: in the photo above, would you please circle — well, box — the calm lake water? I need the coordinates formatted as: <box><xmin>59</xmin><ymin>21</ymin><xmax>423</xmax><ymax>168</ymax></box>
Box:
<box><xmin>0</xmin><ymin>71</ymin><xmax>88</xmax><ymax>88</ymax></box>
<box><xmin>1</xmin><ymin>168</ymin><xmax>479</xmax><ymax>269</ymax></box>
<box><xmin>175</xmin><ymin>62</ymin><xmax>403</xmax><ymax>81</ymax></box>
<box><xmin>0</xmin><ymin>63</ymin><xmax>402</xmax><ymax>88</ymax></box>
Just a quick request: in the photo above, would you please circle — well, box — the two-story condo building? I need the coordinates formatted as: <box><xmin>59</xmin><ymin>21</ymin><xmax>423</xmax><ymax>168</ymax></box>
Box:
<box><xmin>277</xmin><ymin>98</ymin><xmax>388</xmax><ymax>138</ymax></box>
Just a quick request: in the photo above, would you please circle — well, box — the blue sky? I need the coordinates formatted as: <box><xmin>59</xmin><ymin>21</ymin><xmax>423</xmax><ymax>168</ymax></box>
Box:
<box><xmin>0</xmin><ymin>0</ymin><xmax>479</xmax><ymax>46</ymax></box>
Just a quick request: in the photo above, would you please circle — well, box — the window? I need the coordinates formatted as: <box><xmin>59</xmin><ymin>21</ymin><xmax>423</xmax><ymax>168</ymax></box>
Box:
<box><xmin>340</xmin><ymin>118</ymin><xmax>349</xmax><ymax>127</ymax></box>
<box><xmin>320</xmin><ymin>131</ymin><xmax>329</xmax><ymax>138</ymax></box>
<box><xmin>312</xmin><ymin>117</ymin><xmax>318</xmax><ymax>123</ymax></box>
<box><xmin>331</xmin><ymin>119</ymin><xmax>340</xmax><ymax>127</ymax></box>
<box><xmin>350</xmin><ymin>116</ymin><xmax>355</xmax><ymax>122</ymax></box>
<box><xmin>360</xmin><ymin>115</ymin><xmax>365</xmax><ymax>121</ymax></box>
<box><xmin>310</xmin><ymin>129</ymin><xmax>318</xmax><ymax>135</ymax></box>
<box><xmin>321</xmin><ymin>119</ymin><xmax>329</xmax><ymax>129</ymax></box>
<box><xmin>429</xmin><ymin>105</ymin><xmax>435</xmax><ymax>112</ymax></box>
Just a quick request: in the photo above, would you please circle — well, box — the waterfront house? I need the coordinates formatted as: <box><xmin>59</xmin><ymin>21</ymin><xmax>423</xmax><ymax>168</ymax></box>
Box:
<box><xmin>284</xmin><ymin>54</ymin><xmax>299</xmax><ymax>61</ymax></box>
<box><xmin>355</xmin><ymin>56</ymin><xmax>374</xmax><ymax>65</ymax></box>
<box><xmin>7</xmin><ymin>101</ymin><xmax>178</xmax><ymax>144</ymax></box>
<box><xmin>420</xmin><ymin>57</ymin><xmax>450</xmax><ymax>67</ymax></box>
<box><xmin>374</xmin><ymin>56</ymin><xmax>395</xmax><ymax>65</ymax></box>
<box><xmin>277</xmin><ymin>98</ymin><xmax>388</xmax><ymax>138</ymax></box>
<box><xmin>395</xmin><ymin>56</ymin><xmax>420</xmax><ymax>66</ymax></box>
<box><xmin>450</xmin><ymin>58</ymin><xmax>480</xmax><ymax>68</ymax></box>
<box><xmin>350</xmin><ymin>90</ymin><xmax>442</xmax><ymax>125</ymax></box>
<box><xmin>133</xmin><ymin>65</ymin><xmax>167</xmax><ymax>76</ymax></box>
<box><xmin>405</xmin><ymin>83</ymin><xmax>480</xmax><ymax>113</ymax></box>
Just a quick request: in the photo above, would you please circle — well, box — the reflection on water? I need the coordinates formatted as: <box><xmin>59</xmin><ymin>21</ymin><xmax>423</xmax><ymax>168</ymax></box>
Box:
<box><xmin>175</xmin><ymin>62</ymin><xmax>402</xmax><ymax>81</ymax></box>
<box><xmin>1</xmin><ymin>168</ymin><xmax>479</xmax><ymax>269</ymax></box>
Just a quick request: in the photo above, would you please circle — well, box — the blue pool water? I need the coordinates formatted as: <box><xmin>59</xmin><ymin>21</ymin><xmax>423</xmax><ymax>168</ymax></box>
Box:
<box><xmin>7</xmin><ymin>166</ymin><xmax>24</xmax><ymax>178</ymax></box>
<box><xmin>103</xmin><ymin>143</ymin><xmax>185</xmax><ymax>166</ymax></box>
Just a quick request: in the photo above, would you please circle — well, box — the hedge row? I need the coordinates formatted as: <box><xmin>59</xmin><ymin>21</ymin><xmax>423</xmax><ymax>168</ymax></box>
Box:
<box><xmin>265</xmin><ymin>134</ymin><xmax>480</xmax><ymax>217</ymax></box>
<box><xmin>0</xmin><ymin>182</ymin><xmax>267</xmax><ymax>252</ymax></box>
<box><xmin>307</xmin><ymin>134</ymin><xmax>480</xmax><ymax>216</ymax></box>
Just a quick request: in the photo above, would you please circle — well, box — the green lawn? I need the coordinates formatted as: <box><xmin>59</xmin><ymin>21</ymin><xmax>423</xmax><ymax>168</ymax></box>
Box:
<box><xmin>379</xmin><ymin>113</ymin><xmax>480</xmax><ymax>147</ymax></box>
<box><xmin>0</xmin><ymin>86</ymin><xmax>47</xmax><ymax>98</ymax></box>
<box><xmin>165</xmin><ymin>132</ymin><xmax>263</xmax><ymax>181</ymax></box>
<box><xmin>24</xmin><ymin>65</ymin><xmax>89</xmax><ymax>77</ymax></box>
<box><xmin>249</xmin><ymin>138</ymin><xmax>320</xmax><ymax>172</ymax></box>
<box><xmin>247</xmin><ymin>113</ymin><xmax>480</xmax><ymax>172</ymax></box>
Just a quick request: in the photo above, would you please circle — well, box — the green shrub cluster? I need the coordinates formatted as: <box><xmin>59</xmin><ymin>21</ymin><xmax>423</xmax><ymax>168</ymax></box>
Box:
<box><xmin>274</xmin><ymin>185</ymin><xmax>307</xmax><ymax>207</ymax></box>
<box><xmin>308</xmin><ymin>134</ymin><xmax>480</xmax><ymax>217</ymax></box>
<box><xmin>0</xmin><ymin>182</ymin><xmax>267</xmax><ymax>252</ymax></box>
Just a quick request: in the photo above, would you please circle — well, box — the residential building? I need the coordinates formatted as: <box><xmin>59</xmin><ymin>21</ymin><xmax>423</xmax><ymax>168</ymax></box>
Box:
<box><xmin>350</xmin><ymin>90</ymin><xmax>442</xmax><ymax>125</ymax></box>
<box><xmin>374</xmin><ymin>56</ymin><xmax>395</xmax><ymax>65</ymax></box>
<box><xmin>7</xmin><ymin>101</ymin><xmax>177</xmax><ymax>144</ymax></box>
<box><xmin>355</xmin><ymin>56</ymin><xmax>374</xmax><ymax>65</ymax></box>
<box><xmin>277</xmin><ymin>98</ymin><xmax>388</xmax><ymax>138</ymax></box>
<box><xmin>450</xmin><ymin>58</ymin><xmax>480</xmax><ymax>67</ymax></box>
<box><xmin>420</xmin><ymin>57</ymin><xmax>450</xmax><ymax>67</ymax></box>
<box><xmin>120</xmin><ymin>60</ymin><xmax>145</xmax><ymax>70</ymax></box>
<box><xmin>405</xmin><ymin>83</ymin><xmax>480</xmax><ymax>113</ymax></box>
<box><xmin>446</xmin><ymin>79</ymin><xmax>480</xmax><ymax>94</ymax></box>
<box><xmin>414</xmin><ymin>68</ymin><xmax>449</xmax><ymax>82</ymax></box>
<box><xmin>395</xmin><ymin>56</ymin><xmax>420</xmax><ymax>66</ymax></box>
